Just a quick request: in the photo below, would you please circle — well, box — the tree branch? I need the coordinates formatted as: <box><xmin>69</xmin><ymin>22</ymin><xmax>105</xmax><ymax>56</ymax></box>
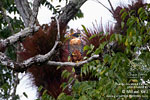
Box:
<box><xmin>14</xmin><ymin>0</ymin><xmax>40</xmax><ymax>27</ymax></box>
<box><xmin>58</xmin><ymin>0</ymin><xmax>87</xmax><ymax>25</ymax></box>
<box><xmin>0</xmin><ymin>16</ymin><xmax>60</xmax><ymax>72</ymax></box>
<box><xmin>0</xmin><ymin>0</ymin><xmax>89</xmax><ymax>73</ymax></box>
<box><xmin>95</xmin><ymin>0</ymin><xmax>113</xmax><ymax>14</ymax></box>
<box><xmin>55</xmin><ymin>16</ymin><xmax>60</xmax><ymax>40</ymax></box>
<box><xmin>108</xmin><ymin>0</ymin><xmax>115</xmax><ymax>13</ymax></box>
<box><xmin>0</xmin><ymin>26</ymin><xmax>40</xmax><ymax>52</ymax></box>
<box><xmin>47</xmin><ymin>55</ymin><xmax>99</xmax><ymax>67</ymax></box>
<box><xmin>14</xmin><ymin>0</ymin><xmax>32</xmax><ymax>27</ymax></box>
<box><xmin>0</xmin><ymin>16</ymin><xmax>97</xmax><ymax>72</ymax></box>
<box><xmin>0</xmin><ymin>41</ymin><xmax>59</xmax><ymax>72</ymax></box>
<box><xmin>0</xmin><ymin>50</ymin><xmax>99</xmax><ymax>72</ymax></box>
<box><xmin>29</xmin><ymin>0</ymin><xmax>41</xmax><ymax>26</ymax></box>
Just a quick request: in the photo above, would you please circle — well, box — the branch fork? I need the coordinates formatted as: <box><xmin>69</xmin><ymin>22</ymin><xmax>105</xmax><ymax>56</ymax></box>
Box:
<box><xmin>0</xmin><ymin>0</ymin><xmax>99</xmax><ymax>73</ymax></box>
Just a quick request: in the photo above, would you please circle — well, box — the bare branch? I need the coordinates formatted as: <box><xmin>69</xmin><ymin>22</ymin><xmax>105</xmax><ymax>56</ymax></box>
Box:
<box><xmin>0</xmin><ymin>17</ymin><xmax>60</xmax><ymax>72</ymax></box>
<box><xmin>94</xmin><ymin>0</ymin><xmax>113</xmax><ymax>14</ymax></box>
<box><xmin>0</xmin><ymin>49</ymin><xmax>99</xmax><ymax>72</ymax></box>
<box><xmin>58</xmin><ymin>0</ymin><xmax>87</xmax><ymax>25</ymax></box>
<box><xmin>0</xmin><ymin>0</ymin><xmax>89</xmax><ymax>73</ymax></box>
<box><xmin>23</xmin><ymin>41</ymin><xmax>60</xmax><ymax>67</ymax></box>
<box><xmin>29</xmin><ymin>0</ymin><xmax>41</xmax><ymax>26</ymax></box>
<box><xmin>21</xmin><ymin>16</ymin><xmax>61</xmax><ymax>69</ymax></box>
<box><xmin>108</xmin><ymin>0</ymin><xmax>115</xmax><ymax>13</ymax></box>
<box><xmin>147</xmin><ymin>45</ymin><xmax>150</xmax><ymax>52</ymax></box>
<box><xmin>14</xmin><ymin>0</ymin><xmax>40</xmax><ymax>27</ymax></box>
<box><xmin>14</xmin><ymin>0</ymin><xmax>32</xmax><ymax>27</ymax></box>
<box><xmin>0</xmin><ymin>26</ymin><xmax>40</xmax><ymax>51</ymax></box>
<box><xmin>21</xmin><ymin>0</ymin><xmax>32</xmax><ymax>18</ymax></box>
<box><xmin>0</xmin><ymin>42</ymin><xmax>60</xmax><ymax>72</ymax></box>
<box><xmin>0</xmin><ymin>15</ymin><xmax>97</xmax><ymax>71</ymax></box>
<box><xmin>55</xmin><ymin>16</ymin><xmax>60</xmax><ymax>40</ymax></box>
<box><xmin>47</xmin><ymin>55</ymin><xmax>99</xmax><ymax>67</ymax></box>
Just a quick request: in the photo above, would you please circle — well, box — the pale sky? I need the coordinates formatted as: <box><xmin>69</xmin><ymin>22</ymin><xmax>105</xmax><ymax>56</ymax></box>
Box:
<box><xmin>16</xmin><ymin>0</ymin><xmax>150</xmax><ymax>100</ymax></box>
<box><xmin>37</xmin><ymin>0</ymin><xmax>128</xmax><ymax>29</ymax></box>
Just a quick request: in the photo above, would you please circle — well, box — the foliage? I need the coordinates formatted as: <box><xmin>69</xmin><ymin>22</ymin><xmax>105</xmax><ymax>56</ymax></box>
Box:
<box><xmin>0</xmin><ymin>0</ymin><xmax>150</xmax><ymax>100</ymax></box>
<box><xmin>41</xmin><ymin>0</ymin><xmax>84</xmax><ymax>19</ymax></box>
<box><xmin>0</xmin><ymin>0</ymin><xmax>84</xmax><ymax>99</ymax></box>
<box><xmin>0</xmin><ymin>65</ymin><xmax>19</xmax><ymax>100</ymax></box>
<box><xmin>0</xmin><ymin>0</ymin><xmax>23</xmax><ymax>100</ymax></box>
<box><xmin>58</xmin><ymin>3</ymin><xmax>150</xmax><ymax>100</ymax></box>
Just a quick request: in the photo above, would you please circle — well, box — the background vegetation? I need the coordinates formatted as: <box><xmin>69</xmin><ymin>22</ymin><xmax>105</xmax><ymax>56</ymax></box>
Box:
<box><xmin>0</xmin><ymin>0</ymin><xmax>150</xmax><ymax>100</ymax></box>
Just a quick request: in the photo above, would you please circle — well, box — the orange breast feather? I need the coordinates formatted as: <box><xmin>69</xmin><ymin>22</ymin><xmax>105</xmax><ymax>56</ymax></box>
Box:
<box><xmin>70</xmin><ymin>38</ymin><xmax>81</xmax><ymax>45</ymax></box>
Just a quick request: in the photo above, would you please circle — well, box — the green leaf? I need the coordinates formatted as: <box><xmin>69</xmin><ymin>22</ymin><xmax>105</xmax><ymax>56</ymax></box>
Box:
<box><xmin>57</xmin><ymin>93</ymin><xmax>65</xmax><ymax>100</ymax></box>
<box><xmin>110</xmin><ymin>34</ymin><xmax>115</xmax><ymax>42</ymax></box>
<box><xmin>65</xmin><ymin>96</ymin><xmax>73</xmax><ymax>100</ymax></box>
<box><xmin>79</xmin><ymin>95</ymin><xmax>88</xmax><ymax>100</ymax></box>
<box><xmin>120</xmin><ymin>8</ymin><xmax>125</xmax><ymax>14</ymax></box>
<box><xmin>87</xmin><ymin>50</ymin><xmax>92</xmax><ymax>55</ymax></box>
<box><xmin>115</xmin><ymin>34</ymin><xmax>118</xmax><ymax>41</ymax></box>
<box><xmin>73</xmin><ymin>9</ymin><xmax>84</xmax><ymax>20</ymax></box>
<box><xmin>138</xmin><ymin>7</ymin><xmax>143</xmax><ymax>15</ymax></box>
<box><xmin>100</xmin><ymin>41</ymin><xmax>107</xmax><ymax>50</ymax></box>
<box><xmin>118</xmin><ymin>34</ymin><xmax>123</xmax><ymax>44</ymax></box>
<box><xmin>121</xmin><ymin>11</ymin><xmax>128</xmax><ymax>21</ymax></box>
<box><xmin>82</xmin><ymin>25</ymin><xmax>88</xmax><ymax>35</ymax></box>
<box><xmin>82</xmin><ymin>65</ymin><xmax>87</xmax><ymax>75</ymax></box>
<box><xmin>43</xmin><ymin>90</ymin><xmax>47</xmax><ymax>95</ymax></box>
<box><xmin>121</xmin><ymin>21</ymin><xmax>125</xmax><ymax>29</ymax></box>
<box><xmin>100</xmin><ymin>70</ymin><xmax>105</xmax><ymax>75</ymax></box>
<box><xmin>127</xmin><ymin>17</ymin><xmax>136</xmax><ymax>27</ymax></box>
<box><xmin>61</xmin><ymin>82</ymin><xmax>67</xmax><ymax>91</ymax></box>
<box><xmin>90</xmin><ymin>44</ymin><xmax>94</xmax><ymax>50</ymax></box>
<box><xmin>61</xmin><ymin>70</ymin><xmax>71</xmax><ymax>79</ymax></box>
<box><xmin>94</xmin><ymin>47</ymin><xmax>101</xmax><ymax>54</ymax></box>
<box><xmin>38</xmin><ymin>86</ymin><xmax>43</xmax><ymax>92</ymax></box>
<box><xmin>89</xmin><ymin>34</ymin><xmax>97</xmax><ymax>40</ymax></box>
<box><xmin>103</xmin><ymin>54</ymin><xmax>111</xmax><ymax>64</ymax></box>
<box><xmin>83</xmin><ymin>45</ymin><xmax>90</xmax><ymax>51</ymax></box>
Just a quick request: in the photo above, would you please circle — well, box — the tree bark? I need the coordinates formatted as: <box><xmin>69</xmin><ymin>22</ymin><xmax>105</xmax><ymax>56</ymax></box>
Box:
<box><xmin>0</xmin><ymin>26</ymin><xmax>40</xmax><ymax>52</ymax></box>
<box><xmin>0</xmin><ymin>0</ymin><xmax>88</xmax><ymax>72</ymax></box>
